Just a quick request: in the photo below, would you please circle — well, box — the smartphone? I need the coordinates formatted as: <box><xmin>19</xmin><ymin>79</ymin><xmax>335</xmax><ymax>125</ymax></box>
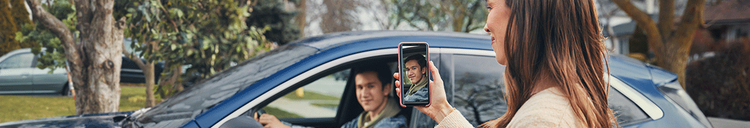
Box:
<box><xmin>398</xmin><ymin>42</ymin><xmax>430</xmax><ymax>107</ymax></box>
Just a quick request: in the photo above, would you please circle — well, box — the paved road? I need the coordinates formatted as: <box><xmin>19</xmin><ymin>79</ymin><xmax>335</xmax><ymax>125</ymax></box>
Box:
<box><xmin>709</xmin><ymin>117</ymin><xmax>750</xmax><ymax>128</ymax></box>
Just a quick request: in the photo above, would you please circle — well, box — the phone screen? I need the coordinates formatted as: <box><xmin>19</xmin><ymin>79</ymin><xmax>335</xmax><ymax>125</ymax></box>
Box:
<box><xmin>399</xmin><ymin>42</ymin><xmax>430</xmax><ymax>106</ymax></box>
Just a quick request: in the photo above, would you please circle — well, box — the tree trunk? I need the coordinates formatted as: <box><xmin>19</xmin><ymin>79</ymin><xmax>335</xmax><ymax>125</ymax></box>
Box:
<box><xmin>74</xmin><ymin>0</ymin><xmax>124</xmax><ymax>114</ymax></box>
<box><xmin>296</xmin><ymin>0</ymin><xmax>305</xmax><ymax>37</ymax></box>
<box><xmin>123</xmin><ymin>47</ymin><xmax>156</xmax><ymax>107</ymax></box>
<box><xmin>655</xmin><ymin>41</ymin><xmax>690</xmax><ymax>88</ymax></box>
<box><xmin>144</xmin><ymin>62</ymin><xmax>156</xmax><ymax>107</ymax></box>
<box><xmin>612</xmin><ymin>0</ymin><xmax>705</xmax><ymax>89</ymax></box>
<box><xmin>26</xmin><ymin>0</ymin><xmax>124</xmax><ymax>114</ymax></box>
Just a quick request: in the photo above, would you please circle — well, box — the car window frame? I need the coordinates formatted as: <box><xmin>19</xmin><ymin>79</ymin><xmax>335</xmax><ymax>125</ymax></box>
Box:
<box><xmin>263</xmin><ymin>68</ymin><xmax>352</xmax><ymax>123</ymax></box>
<box><xmin>211</xmin><ymin>48</ymin><xmax>395</xmax><ymax>127</ymax></box>
<box><xmin>214</xmin><ymin>48</ymin><xmax>446</xmax><ymax>128</ymax></box>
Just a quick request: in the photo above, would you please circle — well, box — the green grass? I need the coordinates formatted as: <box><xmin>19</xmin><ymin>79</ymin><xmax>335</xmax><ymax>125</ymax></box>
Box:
<box><xmin>0</xmin><ymin>86</ymin><xmax>160</xmax><ymax>123</ymax></box>
<box><xmin>262</xmin><ymin>107</ymin><xmax>302</xmax><ymax>119</ymax></box>
<box><xmin>281</xmin><ymin>90</ymin><xmax>340</xmax><ymax>101</ymax></box>
<box><xmin>310</xmin><ymin>102</ymin><xmax>338</xmax><ymax>108</ymax></box>
<box><xmin>0</xmin><ymin>95</ymin><xmax>76</xmax><ymax>123</ymax></box>
<box><xmin>120</xmin><ymin>86</ymin><xmax>162</xmax><ymax>111</ymax></box>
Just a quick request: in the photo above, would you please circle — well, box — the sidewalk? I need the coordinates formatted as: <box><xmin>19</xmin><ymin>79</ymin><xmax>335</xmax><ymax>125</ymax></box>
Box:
<box><xmin>708</xmin><ymin>117</ymin><xmax>750</xmax><ymax>128</ymax></box>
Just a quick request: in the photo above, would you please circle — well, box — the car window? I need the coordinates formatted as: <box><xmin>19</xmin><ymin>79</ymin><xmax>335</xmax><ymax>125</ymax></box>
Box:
<box><xmin>262</xmin><ymin>69</ymin><xmax>349</xmax><ymax>119</ymax></box>
<box><xmin>136</xmin><ymin>44</ymin><xmax>318</xmax><ymax>128</ymax></box>
<box><xmin>451</xmin><ymin>54</ymin><xmax>507</xmax><ymax>126</ymax></box>
<box><xmin>608</xmin><ymin>85</ymin><xmax>650</xmax><ymax>125</ymax></box>
<box><xmin>0</xmin><ymin>53</ymin><xmax>34</xmax><ymax>69</ymax></box>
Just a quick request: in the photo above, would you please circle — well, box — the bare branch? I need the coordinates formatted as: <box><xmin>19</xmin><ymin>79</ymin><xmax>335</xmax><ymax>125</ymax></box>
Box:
<box><xmin>612</xmin><ymin>0</ymin><xmax>664</xmax><ymax>51</ymax></box>
<box><xmin>25</xmin><ymin>0</ymin><xmax>80</xmax><ymax>70</ymax></box>
<box><xmin>658</xmin><ymin>0</ymin><xmax>675</xmax><ymax>39</ymax></box>
<box><xmin>673</xmin><ymin>0</ymin><xmax>706</xmax><ymax>46</ymax></box>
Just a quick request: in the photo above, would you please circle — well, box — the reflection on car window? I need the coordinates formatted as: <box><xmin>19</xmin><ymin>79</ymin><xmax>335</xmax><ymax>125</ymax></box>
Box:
<box><xmin>452</xmin><ymin>54</ymin><xmax>507</xmax><ymax>126</ymax></box>
<box><xmin>136</xmin><ymin>44</ymin><xmax>318</xmax><ymax>127</ymax></box>
<box><xmin>262</xmin><ymin>69</ymin><xmax>349</xmax><ymax>119</ymax></box>
<box><xmin>0</xmin><ymin>53</ymin><xmax>34</xmax><ymax>69</ymax></box>
<box><xmin>609</xmin><ymin>86</ymin><xmax>649</xmax><ymax>125</ymax></box>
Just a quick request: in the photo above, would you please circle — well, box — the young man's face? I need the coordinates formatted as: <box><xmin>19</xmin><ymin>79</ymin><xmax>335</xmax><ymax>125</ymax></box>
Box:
<box><xmin>405</xmin><ymin>60</ymin><xmax>425</xmax><ymax>83</ymax></box>
<box><xmin>355</xmin><ymin>72</ymin><xmax>391</xmax><ymax>113</ymax></box>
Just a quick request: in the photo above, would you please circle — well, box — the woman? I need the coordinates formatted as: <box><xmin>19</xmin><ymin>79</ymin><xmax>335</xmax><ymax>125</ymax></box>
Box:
<box><xmin>394</xmin><ymin>0</ymin><xmax>617</xmax><ymax>127</ymax></box>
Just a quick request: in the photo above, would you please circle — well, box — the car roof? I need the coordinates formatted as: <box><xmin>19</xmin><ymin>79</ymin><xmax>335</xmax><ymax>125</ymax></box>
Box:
<box><xmin>0</xmin><ymin>48</ymin><xmax>32</xmax><ymax>61</ymax></box>
<box><xmin>292</xmin><ymin>30</ymin><xmax>492</xmax><ymax>50</ymax></box>
<box><xmin>293</xmin><ymin>30</ymin><xmax>668</xmax><ymax>97</ymax></box>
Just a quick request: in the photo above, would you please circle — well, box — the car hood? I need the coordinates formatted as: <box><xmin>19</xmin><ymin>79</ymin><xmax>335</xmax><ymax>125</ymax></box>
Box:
<box><xmin>0</xmin><ymin>111</ymin><xmax>134</xmax><ymax>128</ymax></box>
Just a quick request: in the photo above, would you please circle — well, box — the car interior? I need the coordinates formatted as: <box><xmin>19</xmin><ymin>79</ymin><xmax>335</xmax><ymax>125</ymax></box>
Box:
<box><xmin>241</xmin><ymin>55</ymin><xmax>414</xmax><ymax>128</ymax></box>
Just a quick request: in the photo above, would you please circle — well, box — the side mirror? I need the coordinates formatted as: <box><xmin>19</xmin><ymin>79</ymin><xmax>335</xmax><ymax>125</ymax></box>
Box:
<box><xmin>219</xmin><ymin>115</ymin><xmax>263</xmax><ymax>128</ymax></box>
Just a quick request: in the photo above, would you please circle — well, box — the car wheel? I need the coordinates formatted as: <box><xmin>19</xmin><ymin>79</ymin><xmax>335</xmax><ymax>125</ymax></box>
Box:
<box><xmin>62</xmin><ymin>83</ymin><xmax>73</xmax><ymax>97</ymax></box>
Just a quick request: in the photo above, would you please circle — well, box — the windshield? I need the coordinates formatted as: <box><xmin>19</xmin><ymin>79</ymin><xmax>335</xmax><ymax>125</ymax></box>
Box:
<box><xmin>135</xmin><ymin>44</ymin><xmax>317</xmax><ymax>127</ymax></box>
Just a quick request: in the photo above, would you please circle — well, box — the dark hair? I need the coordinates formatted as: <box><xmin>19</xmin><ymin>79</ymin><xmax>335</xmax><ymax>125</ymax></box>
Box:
<box><xmin>404</xmin><ymin>54</ymin><xmax>426</xmax><ymax>68</ymax></box>
<box><xmin>482</xmin><ymin>0</ymin><xmax>616</xmax><ymax>127</ymax></box>
<box><xmin>352</xmin><ymin>63</ymin><xmax>392</xmax><ymax>90</ymax></box>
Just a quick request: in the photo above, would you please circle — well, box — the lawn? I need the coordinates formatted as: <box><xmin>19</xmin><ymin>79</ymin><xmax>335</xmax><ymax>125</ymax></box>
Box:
<box><xmin>0</xmin><ymin>86</ymin><xmax>159</xmax><ymax>123</ymax></box>
<box><xmin>282</xmin><ymin>90</ymin><xmax>340</xmax><ymax>101</ymax></box>
<box><xmin>1</xmin><ymin>86</ymin><xmax>339</xmax><ymax>123</ymax></box>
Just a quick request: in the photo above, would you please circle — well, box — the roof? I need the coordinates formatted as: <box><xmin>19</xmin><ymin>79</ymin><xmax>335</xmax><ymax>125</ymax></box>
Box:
<box><xmin>603</xmin><ymin>22</ymin><xmax>637</xmax><ymax>37</ymax></box>
<box><xmin>704</xmin><ymin>0</ymin><xmax>750</xmax><ymax>26</ymax></box>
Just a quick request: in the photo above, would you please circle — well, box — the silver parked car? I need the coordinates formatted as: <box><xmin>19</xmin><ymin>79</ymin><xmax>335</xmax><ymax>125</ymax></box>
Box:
<box><xmin>0</xmin><ymin>48</ymin><xmax>70</xmax><ymax>95</ymax></box>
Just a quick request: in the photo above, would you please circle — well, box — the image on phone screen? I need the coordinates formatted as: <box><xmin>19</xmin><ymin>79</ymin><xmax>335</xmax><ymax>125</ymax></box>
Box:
<box><xmin>399</xmin><ymin>42</ymin><xmax>430</xmax><ymax>106</ymax></box>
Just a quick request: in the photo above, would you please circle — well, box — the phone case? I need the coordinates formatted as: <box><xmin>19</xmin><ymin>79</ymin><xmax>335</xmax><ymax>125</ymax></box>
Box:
<box><xmin>398</xmin><ymin>42</ymin><xmax>431</xmax><ymax>107</ymax></box>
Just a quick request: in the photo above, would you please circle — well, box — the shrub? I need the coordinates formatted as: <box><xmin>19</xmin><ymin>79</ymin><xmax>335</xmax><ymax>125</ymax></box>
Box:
<box><xmin>686</xmin><ymin>38</ymin><xmax>750</xmax><ymax>121</ymax></box>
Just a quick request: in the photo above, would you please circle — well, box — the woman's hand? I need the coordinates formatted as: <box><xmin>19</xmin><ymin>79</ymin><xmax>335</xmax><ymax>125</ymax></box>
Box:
<box><xmin>394</xmin><ymin>61</ymin><xmax>454</xmax><ymax>122</ymax></box>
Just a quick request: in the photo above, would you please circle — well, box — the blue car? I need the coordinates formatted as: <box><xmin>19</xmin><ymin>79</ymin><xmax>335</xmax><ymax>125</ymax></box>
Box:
<box><xmin>0</xmin><ymin>31</ymin><xmax>711</xmax><ymax>128</ymax></box>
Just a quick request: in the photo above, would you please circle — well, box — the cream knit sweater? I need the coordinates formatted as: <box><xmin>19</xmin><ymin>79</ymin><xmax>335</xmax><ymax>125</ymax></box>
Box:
<box><xmin>435</xmin><ymin>87</ymin><xmax>583</xmax><ymax>128</ymax></box>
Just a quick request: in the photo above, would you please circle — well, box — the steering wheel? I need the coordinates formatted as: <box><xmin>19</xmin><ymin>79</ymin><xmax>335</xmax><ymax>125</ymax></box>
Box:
<box><xmin>254</xmin><ymin>109</ymin><xmax>266</xmax><ymax>119</ymax></box>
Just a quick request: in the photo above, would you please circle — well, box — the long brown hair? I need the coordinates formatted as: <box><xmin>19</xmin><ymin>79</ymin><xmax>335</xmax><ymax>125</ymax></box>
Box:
<box><xmin>482</xmin><ymin>0</ymin><xmax>617</xmax><ymax>127</ymax></box>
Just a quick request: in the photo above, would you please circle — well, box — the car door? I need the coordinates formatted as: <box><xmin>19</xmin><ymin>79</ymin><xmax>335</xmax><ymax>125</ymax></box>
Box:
<box><xmin>443</xmin><ymin>50</ymin><xmax>508</xmax><ymax>127</ymax></box>
<box><xmin>0</xmin><ymin>53</ymin><xmax>36</xmax><ymax>94</ymax></box>
<box><xmin>443</xmin><ymin>50</ymin><xmax>654</xmax><ymax>127</ymax></box>
<box><xmin>30</xmin><ymin>55</ymin><xmax>68</xmax><ymax>94</ymax></box>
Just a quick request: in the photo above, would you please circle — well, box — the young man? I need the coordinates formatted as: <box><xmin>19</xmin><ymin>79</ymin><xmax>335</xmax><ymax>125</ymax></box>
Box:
<box><xmin>258</xmin><ymin>63</ymin><xmax>406</xmax><ymax>128</ymax></box>
<box><xmin>403</xmin><ymin>54</ymin><xmax>428</xmax><ymax>102</ymax></box>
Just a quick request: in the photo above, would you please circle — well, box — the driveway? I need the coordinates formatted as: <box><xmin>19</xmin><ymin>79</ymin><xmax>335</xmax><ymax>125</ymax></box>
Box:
<box><xmin>708</xmin><ymin>117</ymin><xmax>750</xmax><ymax>128</ymax></box>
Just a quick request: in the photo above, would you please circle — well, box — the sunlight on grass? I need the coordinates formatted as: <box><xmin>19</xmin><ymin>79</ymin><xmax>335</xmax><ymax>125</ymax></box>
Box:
<box><xmin>0</xmin><ymin>86</ymin><xmax>160</xmax><ymax>123</ymax></box>
<box><xmin>281</xmin><ymin>90</ymin><xmax>340</xmax><ymax>101</ymax></box>
<box><xmin>263</xmin><ymin>107</ymin><xmax>303</xmax><ymax>119</ymax></box>
<box><xmin>310</xmin><ymin>102</ymin><xmax>338</xmax><ymax>108</ymax></box>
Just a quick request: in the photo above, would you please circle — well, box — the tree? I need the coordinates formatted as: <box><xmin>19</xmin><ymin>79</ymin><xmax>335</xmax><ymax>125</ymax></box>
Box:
<box><xmin>21</xmin><ymin>0</ymin><xmax>125</xmax><ymax>114</ymax></box>
<box><xmin>295</xmin><ymin>0</ymin><xmax>305</xmax><ymax>36</ymax></box>
<box><xmin>612</xmin><ymin>0</ymin><xmax>706</xmax><ymax>88</ymax></box>
<box><xmin>0</xmin><ymin>0</ymin><xmax>34</xmax><ymax>56</ymax></box>
<box><xmin>16</xmin><ymin>0</ymin><xmax>74</xmax><ymax>74</ymax></box>
<box><xmin>124</xmin><ymin>0</ymin><xmax>272</xmax><ymax>105</ymax></box>
<box><xmin>390</xmin><ymin>0</ymin><xmax>487</xmax><ymax>32</ymax></box>
<box><xmin>306</xmin><ymin>0</ymin><xmax>364</xmax><ymax>33</ymax></box>
<box><xmin>246</xmin><ymin>0</ymin><xmax>301</xmax><ymax>45</ymax></box>
<box><xmin>0</xmin><ymin>0</ymin><xmax>19</xmax><ymax>56</ymax></box>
